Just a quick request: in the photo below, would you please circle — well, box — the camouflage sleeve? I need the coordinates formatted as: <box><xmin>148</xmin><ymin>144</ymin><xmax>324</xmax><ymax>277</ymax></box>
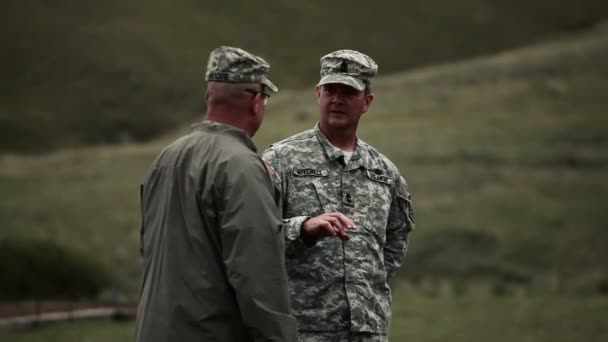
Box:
<box><xmin>282</xmin><ymin>216</ymin><xmax>315</xmax><ymax>257</ymax></box>
<box><xmin>261</xmin><ymin>149</ymin><xmax>314</xmax><ymax>257</ymax></box>
<box><xmin>384</xmin><ymin>175</ymin><xmax>415</xmax><ymax>281</ymax></box>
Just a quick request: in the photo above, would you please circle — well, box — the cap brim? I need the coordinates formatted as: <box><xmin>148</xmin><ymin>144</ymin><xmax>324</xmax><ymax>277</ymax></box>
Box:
<box><xmin>317</xmin><ymin>74</ymin><xmax>365</xmax><ymax>91</ymax></box>
<box><xmin>261</xmin><ymin>76</ymin><xmax>278</xmax><ymax>94</ymax></box>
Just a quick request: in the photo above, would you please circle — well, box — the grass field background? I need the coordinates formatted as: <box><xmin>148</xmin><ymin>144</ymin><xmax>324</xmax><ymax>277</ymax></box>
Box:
<box><xmin>2</xmin><ymin>293</ymin><xmax>607</xmax><ymax>341</ymax></box>
<box><xmin>1</xmin><ymin>3</ymin><xmax>607</xmax><ymax>341</ymax></box>
<box><xmin>2</xmin><ymin>22</ymin><xmax>606</xmax><ymax>296</ymax></box>
<box><xmin>2</xmin><ymin>0</ymin><xmax>608</xmax><ymax>152</ymax></box>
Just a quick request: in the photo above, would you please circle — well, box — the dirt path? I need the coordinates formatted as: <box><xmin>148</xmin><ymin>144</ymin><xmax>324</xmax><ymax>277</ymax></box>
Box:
<box><xmin>0</xmin><ymin>301</ymin><xmax>136</xmax><ymax>329</ymax></box>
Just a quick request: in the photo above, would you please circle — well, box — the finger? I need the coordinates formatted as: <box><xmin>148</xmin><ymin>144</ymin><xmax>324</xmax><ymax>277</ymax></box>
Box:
<box><xmin>319</xmin><ymin>221</ymin><xmax>337</xmax><ymax>236</ymax></box>
<box><xmin>338</xmin><ymin>232</ymin><xmax>350</xmax><ymax>241</ymax></box>
<box><xmin>336</xmin><ymin>222</ymin><xmax>348</xmax><ymax>240</ymax></box>
<box><xmin>320</xmin><ymin>215</ymin><xmax>349</xmax><ymax>240</ymax></box>
<box><xmin>324</xmin><ymin>216</ymin><xmax>345</xmax><ymax>230</ymax></box>
<box><xmin>327</xmin><ymin>212</ymin><xmax>356</xmax><ymax>229</ymax></box>
<box><xmin>328</xmin><ymin>223</ymin><xmax>347</xmax><ymax>240</ymax></box>
<box><xmin>335</xmin><ymin>213</ymin><xmax>355</xmax><ymax>228</ymax></box>
<box><xmin>336</xmin><ymin>227</ymin><xmax>350</xmax><ymax>241</ymax></box>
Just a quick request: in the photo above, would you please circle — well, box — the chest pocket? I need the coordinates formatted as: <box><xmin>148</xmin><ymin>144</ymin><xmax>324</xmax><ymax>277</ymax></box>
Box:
<box><xmin>287</xmin><ymin>167</ymin><xmax>335</xmax><ymax>216</ymax></box>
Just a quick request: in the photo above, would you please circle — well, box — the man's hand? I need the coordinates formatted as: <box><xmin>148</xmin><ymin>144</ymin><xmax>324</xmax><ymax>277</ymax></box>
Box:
<box><xmin>301</xmin><ymin>213</ymin><xmax>356</xmax><ymax>242</ymax></box>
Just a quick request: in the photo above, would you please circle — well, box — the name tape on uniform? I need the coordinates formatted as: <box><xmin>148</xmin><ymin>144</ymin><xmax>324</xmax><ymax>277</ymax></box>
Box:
<box><xmin>293</xmin><ymin>168</ymin><xmax>329</xmax><ymax>177</ymax></box>
<box><xmin>366</xmin><ymin>170</ymin><xmax>393</xmax><ymax>185</ymax></box>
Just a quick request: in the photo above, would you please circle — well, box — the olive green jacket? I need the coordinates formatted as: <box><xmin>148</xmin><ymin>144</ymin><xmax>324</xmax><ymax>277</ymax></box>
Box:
<box><xmin>135</xmin><ymin>121</ymin><xmax>297</xmax><ymax>342</ymax></box>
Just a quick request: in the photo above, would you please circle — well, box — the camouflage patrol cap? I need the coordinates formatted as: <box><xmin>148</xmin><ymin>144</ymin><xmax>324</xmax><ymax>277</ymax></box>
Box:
<box><xmin>318</xmin><ymin>49</ymin><xmax>378</xmax><ymax>91</ymax></box>
<box><xmin>205</xmin><ymin>46</ymin><xmax>278</xmax><ymax>93</ymax></box>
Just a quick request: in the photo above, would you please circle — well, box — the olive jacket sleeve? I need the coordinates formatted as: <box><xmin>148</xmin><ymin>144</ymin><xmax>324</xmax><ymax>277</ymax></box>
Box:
<box><xmin>216</xmin><ymin>153</ymin><xmax>297</xmax><ymax>342</ymax></box>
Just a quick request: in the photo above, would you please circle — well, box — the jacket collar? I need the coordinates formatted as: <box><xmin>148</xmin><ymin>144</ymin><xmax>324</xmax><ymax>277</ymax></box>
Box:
<box><xmin>192</xmin><ymin>120</ymin><xmax>257</xmax><ymax>152</ymax></box>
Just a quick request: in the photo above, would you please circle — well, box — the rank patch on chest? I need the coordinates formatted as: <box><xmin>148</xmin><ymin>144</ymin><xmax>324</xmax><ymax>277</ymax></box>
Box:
<box><xmin>366</xmin><ymin>170</ymin><xmax>393</xmax><ymax>185</ymax></box>
<box><xmin>293</xmin><ymin>168</ymin><xmax>329</xmax><ymax>177</ymax></box>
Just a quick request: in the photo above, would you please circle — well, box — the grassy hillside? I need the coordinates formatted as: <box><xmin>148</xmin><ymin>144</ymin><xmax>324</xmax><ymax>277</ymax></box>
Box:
<box><xmin>264</xmin><ymin>25</ymin><xmax>608</xmax><ymax>294</ymax></box>
<box><xmin>1</xmin><ymin>23</ymin><xmax>607</xmax><ymax>298</ymax></box>
<box><xmin>2</xmin><ymin>0</ymin><xmax>608</xmax><ymax>152</ymax></box>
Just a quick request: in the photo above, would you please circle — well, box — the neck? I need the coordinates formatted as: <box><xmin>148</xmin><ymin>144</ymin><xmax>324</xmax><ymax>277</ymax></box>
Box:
<box><xmin>319</xmin><ymin>122</ymin><xmax>357</xmax><ymax>151</ymax></box>
<box><xmin>206</xmin><ymin>111</ymin><xmax>253</xmax><ymax>136</ymax></box>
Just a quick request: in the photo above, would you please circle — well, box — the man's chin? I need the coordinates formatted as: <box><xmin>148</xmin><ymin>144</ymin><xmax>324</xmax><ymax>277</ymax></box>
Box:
<box><xmin>328</xmin><ymin>117</ymin><xmax>351</xmax><ymax>127</ymax></box>
<box><xmin>324</xmin><ymin>112</ymin><xmax>346</xmax><ymax>123</ymax></box>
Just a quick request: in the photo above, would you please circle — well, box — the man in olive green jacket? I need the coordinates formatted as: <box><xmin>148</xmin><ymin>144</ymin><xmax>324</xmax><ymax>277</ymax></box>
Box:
<box><xmin>135</xmin><ymin>46</ymin><xmax>297</xmax><ymax>342</ymax></box>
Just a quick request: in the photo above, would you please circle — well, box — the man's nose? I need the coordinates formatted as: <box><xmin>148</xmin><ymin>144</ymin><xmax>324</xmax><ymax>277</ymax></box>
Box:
<box><xmin>330</xmin><ymin>93</ymin><xmax>345</xmax><ymax>103</ymax></box>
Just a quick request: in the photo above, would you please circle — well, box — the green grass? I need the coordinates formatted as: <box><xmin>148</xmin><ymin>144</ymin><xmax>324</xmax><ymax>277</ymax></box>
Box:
<box><xmin>0</xmin><ymin>144</ymin><xmax>166</xmax><ymax>295</ymax></box>
<box><xmin>2</xmin><ymin>5</ymin><xmax>608</xmax><ymax>342</ymax></box>
<box><xmin>0</xmin><ymin>319</ymin><xmax>134</xmax><ymax>342</ymax></box>
<box><xmin>2</xmin><ymin>292</ymin><xmax>607</xmax><ymax>342</ymax></box>
<box><xmin>1</xmin><ymin>22</ymin><xmax>608</xmax><ymax>297</ymax></box>
<box><xmin>2</xmin><ymin>0</ymin><xmax>608</xmax><ymax>151</ymax></box>
<box><xmin>254</xmin><ymin>24</ymin><xmax>608</xmax><ymax>292</ymax></box>
<box><xmin>390</xmin><ymin>291</ymin><xmax>608</xmax><ymax>342</ymax></box>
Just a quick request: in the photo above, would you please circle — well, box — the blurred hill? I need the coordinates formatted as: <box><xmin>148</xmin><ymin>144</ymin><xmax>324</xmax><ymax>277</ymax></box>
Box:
<box><xmin>1</xmin><ymin>22</ymin><xmax>606</xmax><ymax>296</ymax></box>
<box><xmin>2</xmin><ymin>0</ymin><xmax>608</xmax><ymax>152</ymax></box>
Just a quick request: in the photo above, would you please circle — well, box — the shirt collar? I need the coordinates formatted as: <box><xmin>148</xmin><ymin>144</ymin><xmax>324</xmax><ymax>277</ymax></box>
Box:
<box><xmin>313</xmin><ymin>122</ymin><xmax>373</xmax><ymax>170</ymax></box>
<box><xmin>192</xmin><ymin>120</ymin><xmax>257</xmax><ymax>152</ymax></box>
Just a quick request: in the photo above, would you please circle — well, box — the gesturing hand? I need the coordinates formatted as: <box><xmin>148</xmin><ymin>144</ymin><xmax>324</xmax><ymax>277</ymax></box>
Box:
<box><xmin>301</xmin><ymin>212</ymin><xmax>356</xmax><ymax>242</ymax></box>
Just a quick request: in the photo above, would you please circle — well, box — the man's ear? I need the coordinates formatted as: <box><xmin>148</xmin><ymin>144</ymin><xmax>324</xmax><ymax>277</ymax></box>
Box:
<box><xmin>362</xmin><ymin>93</ymin><xmax>374</xmax><ymax>113</ymax></box>
<box><xmin>248</xmin><ymin>95</ymin><xmax>257</xmax><ymax>116</ymax></box>
<box><xmin>315</xmin><ymin>85</ymin><xmax>322</xmax><ymax>103</ymax></box>
<box><xmin>250</xmin><ymin>94</ymin><xmax>264</xmax><ymax>117</ymax></box>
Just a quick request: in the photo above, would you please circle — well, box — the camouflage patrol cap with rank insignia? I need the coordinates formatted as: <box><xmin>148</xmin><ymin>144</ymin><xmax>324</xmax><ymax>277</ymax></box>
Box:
<box><xmin>318</xmin><ymin>49</ymin><xmax>378</xmax><ymax>91</ymax></box>
<box><xmin>205</xmin><ymin>46</ymin><xmax>278</xmax><ymax>93</ymax></box>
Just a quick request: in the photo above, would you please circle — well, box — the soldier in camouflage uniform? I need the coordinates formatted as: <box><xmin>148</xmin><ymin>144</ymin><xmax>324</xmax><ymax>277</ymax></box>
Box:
<box><xmin>136</xmin><ymin>46</ymin><xmax>297</xmax><ymax>342</ymax></box>
<box><xmin>262</xmin><ymin>50</ymin><xmax>416</xmax><ymax>342</ymax></box>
